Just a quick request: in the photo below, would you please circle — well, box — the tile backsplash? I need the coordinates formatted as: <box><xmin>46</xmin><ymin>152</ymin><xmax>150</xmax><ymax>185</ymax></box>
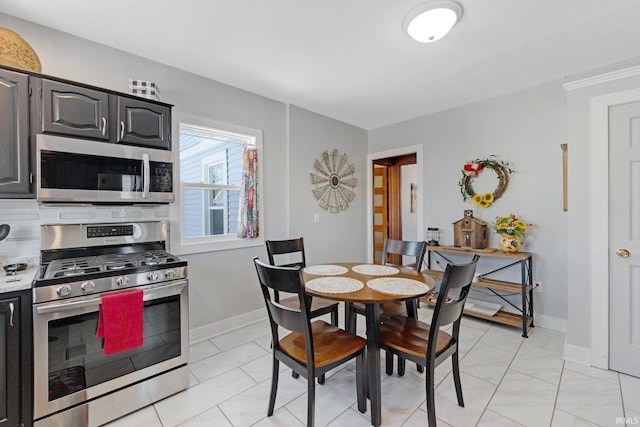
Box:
<box><xmin>0</xmin><ymin>200</ymin><xmax>170</xmax><ymax>266</ymax></box>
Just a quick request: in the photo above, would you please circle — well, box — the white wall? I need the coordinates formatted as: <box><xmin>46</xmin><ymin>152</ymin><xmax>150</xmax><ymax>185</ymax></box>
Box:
<box><xmin>564</xmin><ymin>66</ymin><xmax>640</xmax><ymax>360</ymax></box>
<box><xmin>368</xmin><ymin>81</ymin><xmax>569</xmax><ymax>327</ymax></box>
<box><xmin>0</xmin><ymin>14</ymin><xmax>368</xmax><ymax>337</ymax></box>
<box><xmin>287</xmin><ymin>106</ymin><xmax>368</xmax><ymax>264</ymax></box>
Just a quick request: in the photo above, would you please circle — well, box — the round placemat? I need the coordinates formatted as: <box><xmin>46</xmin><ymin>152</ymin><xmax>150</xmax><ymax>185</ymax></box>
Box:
<box><xmin>367</xmin><ymin>277</ymin><xmax>430</xmax><ymax>296</ymax></box>
<box><xmin>303</xmin><ymin>264</ymin><xmax>349</xmax><ymax>276</ymax></box>
<box><xmin>352</xmin><ymin>264</ymin><xmax>399</xmax><ymax>276</ymax></box>
<box><xmin>305</xmin><ymin>277</ymin><xmax>364</xmax><ymax>294</ymax></box>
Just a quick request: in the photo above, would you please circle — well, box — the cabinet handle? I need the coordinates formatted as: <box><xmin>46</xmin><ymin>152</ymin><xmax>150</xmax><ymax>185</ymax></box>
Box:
<box><xmin>120</xmin><ymin>121</ymin><xmax>125</xmax><ymax>139</ymax></box>
<box><xmin>102</xmin><ymin>117</ymin><xmax>107</xmax><ymax>136</ymax></box>
<box><xmin>8</xmin><ymin>302</ymin><xmax>14</xmax><ymax>327</ymax></box>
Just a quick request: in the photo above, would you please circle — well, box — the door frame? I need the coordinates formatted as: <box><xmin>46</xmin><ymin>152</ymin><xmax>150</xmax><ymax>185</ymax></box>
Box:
<box><xmin>590</xmin><ymin>87</ymin><xmax>640</xmax><ymax>369</ymax></box>
<box><xmin>366</xmin><ymin>145</ymin><xmax>423</xmax><ymax>263</ymax></box>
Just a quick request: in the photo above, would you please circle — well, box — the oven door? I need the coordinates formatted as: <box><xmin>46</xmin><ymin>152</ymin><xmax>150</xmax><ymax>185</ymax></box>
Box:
<box><xmin>32</xmin><ymin>280</ymin><xmax>188</xmax><ymax>421</ymax></box>
<box><xmin>36</xmin><ymin>134</ymin><xmax>174</xmax><ymax>204</ymax></box>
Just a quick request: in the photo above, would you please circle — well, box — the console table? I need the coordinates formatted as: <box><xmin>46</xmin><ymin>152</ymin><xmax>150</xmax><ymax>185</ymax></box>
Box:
<box><xmin>424</xmin><ymin>245</ymin><xmax>534</xmax><ymax>337</ymax></box>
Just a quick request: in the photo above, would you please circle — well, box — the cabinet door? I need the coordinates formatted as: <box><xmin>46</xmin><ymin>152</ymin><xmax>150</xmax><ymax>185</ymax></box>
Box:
<box><xmin>0</xmin><ymin>297</ymin><xmax>20</xmax><ymax>427</ymax></box>
<box><xmin>116</xmin><ymin>97</ymin><xmax>170</xmax><ymax>150</ymax></box>
<box><xmin>0</xmin><ymin>69</ymin><xmax>31</xmax><ymax>197</ymax></box>
<box><xmin>40</xmin><ymin>79</ymin><xmax>109</xmax><ymax>140</ymax></box>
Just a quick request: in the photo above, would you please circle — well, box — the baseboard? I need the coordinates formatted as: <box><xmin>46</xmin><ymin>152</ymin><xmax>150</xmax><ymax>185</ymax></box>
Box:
<box><xmin>189</xmin><ymin>308</ymin><xmax>266</xmax><ymax>344</ymax></box>
<box><xmin>532</xmin><ymin>312</ymin><xmax>566</xmax><ymax>333</ymax></box>
<box><xmin>563</xmin><ymin>343</ymin><xmax>592</xmax><ymax>365</ymax></box>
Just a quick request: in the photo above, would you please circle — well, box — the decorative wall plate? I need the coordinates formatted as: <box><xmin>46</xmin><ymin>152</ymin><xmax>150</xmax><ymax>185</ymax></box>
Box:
<box><xmin>0</xmin><ymin>27</ymin><xmax>42</xmax><ymax>72</ymax></box>
<box><xmin>310</xmin><ymin>149</ymin><xmax>357</xmax><ymax>213</ymax></box>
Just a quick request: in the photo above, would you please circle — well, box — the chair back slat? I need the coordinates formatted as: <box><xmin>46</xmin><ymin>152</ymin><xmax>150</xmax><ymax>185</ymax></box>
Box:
<box><xmin>266</xmin><ymin>238</ymin><xmax>306</xmax><ymax>268</ymax></box>
<box><xmin>382</xmin><ymin>238</ymin><xmax>427</xmax><ymax>271</ymax></box>
<box><xmin>254</xmin><ymin>257</ymin><xmax>311</xmax><ymax>332</ymax></box>
<box><xmin>437</xmin><ymin>295</ymin><xmax>468</xmax><ymax>326</ymax></box>
<box><xmin>265</xmin><ymin>299</ymin><xmax>306</xmax><ymax>333</ymax></box>
<box><xmin>429</xmin><ymin>255</ymin><xmax>479</xmax><ymax>345</ymax></box>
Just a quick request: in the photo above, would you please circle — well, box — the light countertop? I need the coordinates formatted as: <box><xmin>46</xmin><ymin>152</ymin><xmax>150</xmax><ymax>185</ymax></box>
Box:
<box><xmin>0</xmin><ymin>266</ymin><xmax>37</xmax><ymax>294</ymax></box>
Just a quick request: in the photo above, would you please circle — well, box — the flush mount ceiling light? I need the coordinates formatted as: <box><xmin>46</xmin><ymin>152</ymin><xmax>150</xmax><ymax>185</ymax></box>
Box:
<box><xmin>404</xmin><ymin>1</ymin><xmax>463</xmax><ymax>43</ymax></box>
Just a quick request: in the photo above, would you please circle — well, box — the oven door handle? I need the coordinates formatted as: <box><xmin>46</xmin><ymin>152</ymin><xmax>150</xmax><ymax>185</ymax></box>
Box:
<box><xmin>35</xmin><ymin>281</ymin><xmax>187</xmax><ymax>314</ymax></box>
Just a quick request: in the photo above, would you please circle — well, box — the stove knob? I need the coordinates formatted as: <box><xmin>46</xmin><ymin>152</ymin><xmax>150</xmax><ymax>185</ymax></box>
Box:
<box><xmin>116</xmin><ymin>276</ymin><xmax>129</xmax><ymax>287</ymax></box>
<box><xmin>165</xmin><ymin>269</ymin><xmax>176</xmax><ymax>279</ymax></box>
<box><xmin>81</xmin><ymin>281</ymin><xmax>95</xmax><ymax>292</ymax></box>
<box><xmin>56</xmin><ymin>284</ymin><xmax>72</xmax><ymax>297</ymax></box>
<box><xmin>147</xmin><ymin>271</ymin><xmax>160</xmax><ymax>282</ymax></box>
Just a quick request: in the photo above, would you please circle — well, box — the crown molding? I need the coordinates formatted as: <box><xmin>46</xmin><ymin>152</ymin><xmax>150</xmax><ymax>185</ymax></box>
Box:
<box><xmin>563</xmin><ymin>64</ymin><xmax>640</xmax><ymax>92</ymax></box>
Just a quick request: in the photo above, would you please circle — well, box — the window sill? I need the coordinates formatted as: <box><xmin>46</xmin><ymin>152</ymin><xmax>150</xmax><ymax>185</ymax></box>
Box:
<box><xmin>170</xmin><ymin>235</ymin><xmax>264</xmax><ymax>255</ymax></box>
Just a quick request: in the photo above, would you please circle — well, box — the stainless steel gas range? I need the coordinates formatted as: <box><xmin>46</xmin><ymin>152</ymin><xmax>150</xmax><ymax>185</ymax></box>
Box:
<box><xmin>32</xmin><ymin>221</ymin><xmax>189</xmax><ymax>427</ymax></box>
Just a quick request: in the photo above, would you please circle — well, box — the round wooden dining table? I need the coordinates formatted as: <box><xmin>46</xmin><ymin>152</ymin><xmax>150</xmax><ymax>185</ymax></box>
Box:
<box><xmin>302</xmin><ymin>262</ymin><xmax>435</xmax><ymax>427</ymax></box>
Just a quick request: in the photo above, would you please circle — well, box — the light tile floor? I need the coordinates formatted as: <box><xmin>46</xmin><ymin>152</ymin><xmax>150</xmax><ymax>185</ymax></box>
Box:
<box><xmin>105</xmin><ymin>305</ymin><xmax>640</xmax><ymax>426</ymax></box>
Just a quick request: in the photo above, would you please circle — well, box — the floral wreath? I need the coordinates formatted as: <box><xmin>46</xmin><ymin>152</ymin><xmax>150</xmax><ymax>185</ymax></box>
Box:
<box><xmin>458</xmin><ymin>155</ymin><xmax>515</xmax><ymax>208</ymax></box>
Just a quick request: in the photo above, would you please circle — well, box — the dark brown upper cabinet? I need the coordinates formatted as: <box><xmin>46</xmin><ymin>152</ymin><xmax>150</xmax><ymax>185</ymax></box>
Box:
<box><xmin>38</xmin><ymin>78</ymin><xmax>110</xmax><ymax>141</ymax></box>
<box><xmin>0</xmin><ymin>68</ymin><xmax>31</xmax><ymax>198</ymax></box>
<box><xmin>114</xmin><ymin>96</ymin><xmax>171</xmax><ymax>150</ymax></box>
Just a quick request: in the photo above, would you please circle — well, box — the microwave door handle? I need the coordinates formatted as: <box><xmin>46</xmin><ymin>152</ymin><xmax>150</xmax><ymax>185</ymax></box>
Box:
<box><xmin>142</xmin><ymin>153</ymin><xmax>150</xmax><ymax>199</ymax></box>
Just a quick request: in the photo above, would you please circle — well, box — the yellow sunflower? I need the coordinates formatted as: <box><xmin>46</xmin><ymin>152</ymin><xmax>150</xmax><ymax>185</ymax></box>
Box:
<box><xmin>483</xmin><ymin>192</ymin><xmax>495</xmax><ymax>203</ymax></box>
<box><xmin>472</xmin><ymin>194</ymin><xmax>483</xmax><ymax>205</ymax></box>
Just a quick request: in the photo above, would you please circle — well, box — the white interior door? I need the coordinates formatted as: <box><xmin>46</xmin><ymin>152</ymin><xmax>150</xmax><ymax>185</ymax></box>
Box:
<box><xmin>609</xmin><ymin>101</ymin><xmax>640</xmax><ymax>377</ymax></box>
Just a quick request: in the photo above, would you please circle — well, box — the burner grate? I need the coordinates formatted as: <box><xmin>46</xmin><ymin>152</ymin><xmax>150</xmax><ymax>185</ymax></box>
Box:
<box><xmin>136</xmin><ymin>250</ymin><xmax>177</xmax><ymax>266</ymax></box>
<box><xmin>45</xmin><ymin>256</ymin><xmax>102</xmax><ymax>280</ymax></box>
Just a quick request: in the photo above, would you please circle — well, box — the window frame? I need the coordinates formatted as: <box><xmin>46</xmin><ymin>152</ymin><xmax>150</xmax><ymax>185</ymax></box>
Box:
<box><xmin>170</xmin><ymin>112</ymin><xmax>264</xmax><ymax>255</ymax></box>
<box><xmin>202</xmin><ymin>152</ymin><xmax>229</xmax><ymax>235</ymax></box>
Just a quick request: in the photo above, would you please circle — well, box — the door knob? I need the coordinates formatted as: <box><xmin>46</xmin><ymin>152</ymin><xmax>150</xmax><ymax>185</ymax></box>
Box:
<box><xmin>616</xmin><ymin>248</ymin><xmax>630</xmax><ymax>258</ymax></box>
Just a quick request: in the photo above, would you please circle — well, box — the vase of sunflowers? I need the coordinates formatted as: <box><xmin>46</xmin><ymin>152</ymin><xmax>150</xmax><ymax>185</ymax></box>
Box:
<box><xmin>493</xmin><ymin>214</ymin><xmax>531</xmax><ymax>253</ymax></box>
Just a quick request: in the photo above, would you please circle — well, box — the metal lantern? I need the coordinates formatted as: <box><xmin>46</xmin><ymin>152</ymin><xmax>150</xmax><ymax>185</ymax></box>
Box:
<box><xmin>426</xmin><ymin>227</ymin><xmax>440</xmax><ymax>246</ymax></box>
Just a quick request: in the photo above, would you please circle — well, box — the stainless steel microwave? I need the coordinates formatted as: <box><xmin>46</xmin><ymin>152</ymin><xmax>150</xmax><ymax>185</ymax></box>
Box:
<box><xmin>37</xmin><ymin>134</ymin><xmax>174</xmax><ymax>204</ymax></box>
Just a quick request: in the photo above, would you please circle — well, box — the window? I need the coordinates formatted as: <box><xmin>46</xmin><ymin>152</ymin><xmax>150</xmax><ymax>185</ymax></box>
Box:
<box><xmin>171</xmin><ymin>114</ymin><xmax>263</xmax><ymax>254</ymax></box>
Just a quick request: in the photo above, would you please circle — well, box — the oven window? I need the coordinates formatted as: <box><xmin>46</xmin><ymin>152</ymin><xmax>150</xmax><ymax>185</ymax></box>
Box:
<box><xmin>47</xmin><ymin>295</ymin><xmax>181</xmax><ymax>401</ymax></box>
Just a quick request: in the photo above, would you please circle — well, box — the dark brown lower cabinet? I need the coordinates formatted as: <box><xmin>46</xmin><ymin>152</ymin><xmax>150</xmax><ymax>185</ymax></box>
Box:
<box><xmin>0</xmin><ymin>291</ymin><xmax>32</xmax><ymax>427</ymax></box>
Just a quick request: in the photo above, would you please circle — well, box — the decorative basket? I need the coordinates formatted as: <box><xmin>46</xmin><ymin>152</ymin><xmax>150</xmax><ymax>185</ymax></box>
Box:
<box><xmin>0</xmin><ymin>27</ymin><xmax>41</xmax><ymax>72</ymax></box>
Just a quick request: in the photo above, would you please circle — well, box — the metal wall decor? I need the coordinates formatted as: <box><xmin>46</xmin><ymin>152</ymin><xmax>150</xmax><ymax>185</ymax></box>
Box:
<box><xmin>310</xmin><ymin>149</ymin><xmax>358</xmax><ymax>213</ymax></box>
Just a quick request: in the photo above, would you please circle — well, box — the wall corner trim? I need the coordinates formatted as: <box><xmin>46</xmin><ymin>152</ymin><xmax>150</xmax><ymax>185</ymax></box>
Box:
<box><xmin>189</xmin><ymin>308</ymin><xmax>266</xmax><ymax>345</ymax></box>
<box><xmin>563</xmin><ymin>65</ymin><xmax>640</xmax><ymax>92</ymax></box>
<box><xmin>563</xmin><ymin>343</ymin><xmax>593</xmax><ymax>367</ymax></box>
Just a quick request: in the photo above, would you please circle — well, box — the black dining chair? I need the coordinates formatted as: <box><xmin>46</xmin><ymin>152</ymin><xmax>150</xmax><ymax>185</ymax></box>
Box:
<box><xmin>266</xmin><ymin>238</ymin><xmax>340</xmax><ymax>327</ymax></box>
<box><xmin>379</xmin><ymin>255</ymin><xmax>479</xmax><ymax>426</ymax></box>
<box><xmin>345</xmin><ymin>238</ymin><xmax>427</xmax><ymax>333</ymax></box>
<box><xmin>253</xmin><ymin>257</ymin><xmax>366</xmax><ymax>427</ymax></box>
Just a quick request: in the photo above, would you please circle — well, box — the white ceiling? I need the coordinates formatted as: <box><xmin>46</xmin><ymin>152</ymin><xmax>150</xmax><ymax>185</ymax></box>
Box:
<box><xmin>2</xmin><ymin>0</ymin><xmax>640</xmax><ymax>129</ymax></box>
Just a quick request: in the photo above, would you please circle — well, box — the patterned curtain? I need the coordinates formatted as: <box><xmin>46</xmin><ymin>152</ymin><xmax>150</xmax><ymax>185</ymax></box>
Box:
<box><xmin>237</xmin><ymin>147</ymin><xmax>259</xmax><ymax>238</ymax></box>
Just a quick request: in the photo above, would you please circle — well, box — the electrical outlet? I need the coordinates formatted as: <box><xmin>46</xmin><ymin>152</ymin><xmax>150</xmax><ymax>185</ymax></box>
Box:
<box><xmin>534</xmin><ymin>281</ymin><xmax>542</xmax><ymax>292</ymax></box>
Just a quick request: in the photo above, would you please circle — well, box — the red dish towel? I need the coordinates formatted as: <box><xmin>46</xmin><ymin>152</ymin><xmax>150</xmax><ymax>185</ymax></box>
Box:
<box><xmin>96</xmin><ymin>289</ymin><xmax>144</xmax><ymax>355</ymax></box>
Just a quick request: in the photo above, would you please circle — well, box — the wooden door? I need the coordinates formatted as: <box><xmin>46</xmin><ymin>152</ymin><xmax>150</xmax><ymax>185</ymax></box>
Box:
<box><xmin>609</xmin><ymin>101</ymin><xmax>640</xmax><ymax>377</ymax></box>
<box><xmin>373</xmin><ymin>166</ymin><xmax>387</xmax><ymax>264</ymax></box>
<box><xmin>386</xmin><ymin>164</ymin><xmax>402</xmax><ymax>265</ymax></box>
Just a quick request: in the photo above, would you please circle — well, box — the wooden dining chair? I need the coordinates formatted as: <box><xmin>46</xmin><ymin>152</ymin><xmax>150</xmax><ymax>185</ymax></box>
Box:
<box><xmin>379</xmin><ymin>255</ymin><xmax>479</xmax><ymax>426</ymax></box>
<box><xmin>253</xmin><ymin>257</ymin><xmax>366</xmax><ymax>427</ymax></box>
<box><xmin>266</xmin><ymin>238</ymin><xmax>340</xmax><ymax>327</ymax></box>
<box><xmin>345</xmin><ymin>238</ymin><xmax>427</xmax><ymax>333</ymax></box>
